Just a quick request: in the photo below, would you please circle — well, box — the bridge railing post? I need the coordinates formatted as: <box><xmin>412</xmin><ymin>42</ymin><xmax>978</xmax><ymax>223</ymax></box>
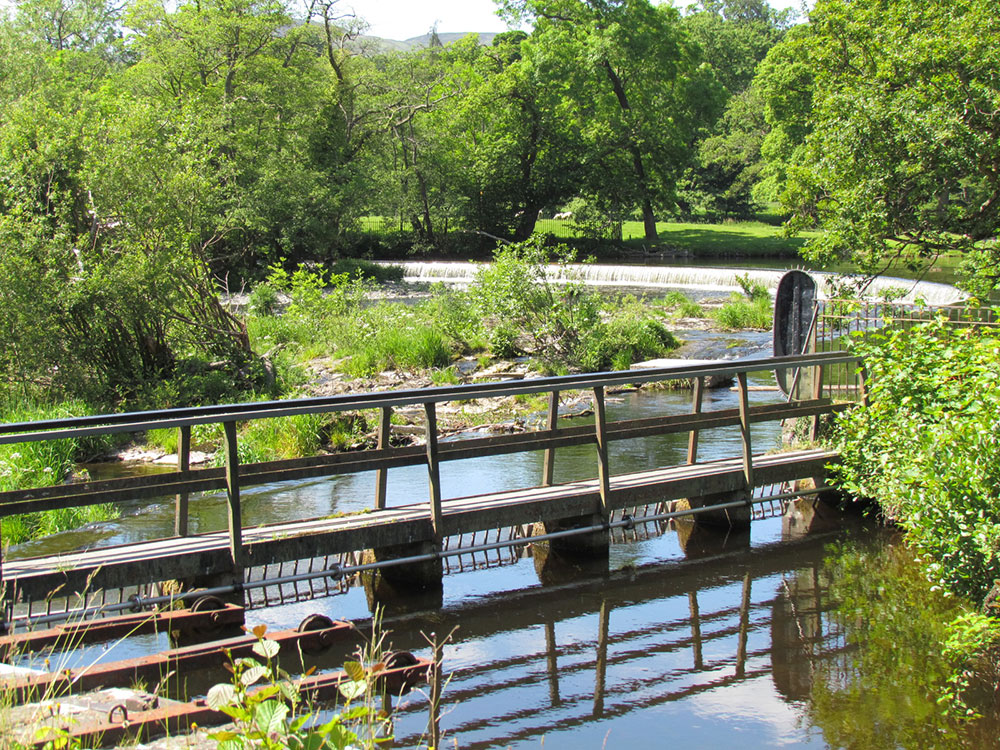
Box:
<box><xmin>375</xmin><ymin>406</ymin><xmax>392</xmax><ymax>509</ymax></box>
<box><xmin>174</xmin><ymin>425</ymin><xmax>191</xmax><ymax>537</ymax></box>
<box><xmin>810</xmin><ymin>364</ymin><xmax>825</xmax><ymax>441</ymax></box>
<box><xmin>687</xmin><ymin>376</ymin><xmax>705</xmax><ymax>464</ymax></box>
<box><xmin>222</xmin><ymin>420</ymin><xmax>245</xmax><ymax>572</ymax></box>
<box><xmin>542</xmin><ymin>391</ymin><xmax>559</xmax><ymax>487</ymax></box>
<box><xmin>737</xmin><ymin>372</ymin><xmax>754</xmax><ymax>494</ymax></box>
<box><xmin>424</xmin><ymin>402</ymin><xmax>443</xmax><ymax>539</ymax></box>
<box><xmin>592</xmin><ymin>386</ymin><xmax>611</xmax><ymax>515</ymax></box>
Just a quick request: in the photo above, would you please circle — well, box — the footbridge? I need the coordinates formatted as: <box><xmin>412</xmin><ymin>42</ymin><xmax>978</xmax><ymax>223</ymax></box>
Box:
<box><xmin>0</xmin><ymin>351</ymin><xmax>860</xmax><ymax>630</ymax></box>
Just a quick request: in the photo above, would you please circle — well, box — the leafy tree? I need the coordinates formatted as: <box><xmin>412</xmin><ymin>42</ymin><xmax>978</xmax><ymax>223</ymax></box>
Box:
<box><xmin>682</xmin><ymin>0</ymin><xmax>791</xmax><ymax>96</ymax></box>
<box><xmin>448</xmin><ymin>29</ymin><xmax>584</xmax><ymax>241</ymax></box>
<box><xmin>759</xmin><ymin>0</ymin><xmax>1000</xmax><ymax>295</ymax></box>
<box><xmin>501</xmin><ymin>0</ymin><xmax>725</xmax><ymax>240</ymax></box>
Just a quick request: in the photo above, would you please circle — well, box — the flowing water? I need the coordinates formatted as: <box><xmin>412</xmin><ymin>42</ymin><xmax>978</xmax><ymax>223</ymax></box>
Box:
<box><xmin>382</xmin><ymin>261</ymin><xmax>966</xmax><ymax>306</ymax></box>
<box><xmin>9</xmin><ymin>326</ymin><xmax>997</xmax><ymax>748</ymax></box>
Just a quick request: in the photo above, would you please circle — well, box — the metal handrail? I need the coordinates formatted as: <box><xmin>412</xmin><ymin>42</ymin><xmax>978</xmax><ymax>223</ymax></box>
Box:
<box><xmin>0</xmin><ymin>351</ymin><xmax>858</xmax><ymax>445</ymax></box>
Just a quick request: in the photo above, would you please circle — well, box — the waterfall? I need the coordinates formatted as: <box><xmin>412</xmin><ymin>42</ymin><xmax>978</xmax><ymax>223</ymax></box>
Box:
<box><xmin>380</xmin><ymin>261</ymin><xmax>966</xmax><ymax>306</ymax></box>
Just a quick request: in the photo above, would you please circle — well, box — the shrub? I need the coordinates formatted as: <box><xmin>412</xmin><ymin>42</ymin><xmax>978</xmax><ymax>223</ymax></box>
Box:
<box><xmin>833</xmin><ymin>314</ymin><xmax>1000</xmax><ymax>601</ymax></box>
<box><xmin>576</xmin><ymin>316</ymin><xmax>679</xmax><ymax>372</ymax></box>
<box><xmin>343</xmin><ymin>320</ymin><xmax>451</xmax><ymax>377</ymax></box>
<box><xmin>711</xmin><ymin>293</ymin><xmax>772</xmax><ymax>330</ymax></box>
<box><xmin>661</xmin><ymin>291</ymin><xmax>704</xmax><ymax>318</ymax></box>
<box><xmin>469</xmin><ymin>239</ymin><xmax>601</xmax><ymax>363</ymax></box>
<box><xmin>329</xmin><ymin>258</ymin><xmax>404</xmax><ymax>284</ymax></box>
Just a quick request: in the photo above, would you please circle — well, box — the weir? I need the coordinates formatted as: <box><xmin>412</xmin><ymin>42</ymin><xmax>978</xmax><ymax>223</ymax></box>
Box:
<box><xmin>383</xmin><ymin>260</ymin><xmax>966</xmax><ymax>306</ymax></box>
<box><xmin>0</xmin><ymin>351</ymin><xmax>859</xmax><ymax>632</ymax></box>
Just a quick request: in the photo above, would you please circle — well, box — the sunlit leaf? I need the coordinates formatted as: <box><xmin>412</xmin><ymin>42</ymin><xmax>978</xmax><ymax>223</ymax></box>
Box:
<box><xmin>206</xmin><ymin>683</ymin><xmax>238</xmax><ymax>710</ymax></box>
<box><xmin>338</xmin><ymin>679</ymin><xmax>367</xmax><ymax>701</ymax></box>
<box><xmin>254</xmin><ymin>699</ymin><xmax>288</xmax><ymax>735</ymax></box>
<box><xmin>252</xmin><ymin>638</ymin><xmax>280</xmax><ymax>660</ymax></box>
<box><xmin>343</xmin><ymin>660</ymin><xmax>366</xmax><ymax>683</ymax></box>
<box><xmin>240</xmin><ymin>664</ymin><xmax>268</xmax><ymax>686</ymax></box>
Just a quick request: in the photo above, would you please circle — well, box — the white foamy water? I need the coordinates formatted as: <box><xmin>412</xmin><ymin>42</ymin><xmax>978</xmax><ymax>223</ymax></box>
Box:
<box><xmin>383</xmin><ymin>261</ymin><xmax>966</xmax><ymax>306</ymax></box>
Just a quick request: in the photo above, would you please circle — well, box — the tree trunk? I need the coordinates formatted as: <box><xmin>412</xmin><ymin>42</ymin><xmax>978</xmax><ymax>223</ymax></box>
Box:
<box><xmin>513</xmin><ymin>205</ymin><xmax>540</xmax><ymax>242</ymax></box>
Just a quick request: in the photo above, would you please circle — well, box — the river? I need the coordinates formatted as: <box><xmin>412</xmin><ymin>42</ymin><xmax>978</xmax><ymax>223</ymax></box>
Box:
<box><xmin>8</xmin><ymin>326</ymin><xmax>997</xmax><ymax>748</ymax></box>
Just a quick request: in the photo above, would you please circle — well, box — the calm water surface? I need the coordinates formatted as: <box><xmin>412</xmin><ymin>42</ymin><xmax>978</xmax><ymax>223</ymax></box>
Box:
<box><xmin>11</xmin><ymin>332</ymin><xmax>994</xmax><ymax>748</ymax></box>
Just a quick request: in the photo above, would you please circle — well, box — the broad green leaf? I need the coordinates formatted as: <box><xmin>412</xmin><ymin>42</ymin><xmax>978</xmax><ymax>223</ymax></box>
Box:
<box><xmin>343</xmin><ymin>660</ymin><xmax>366</xmax><ymax>683</ymax></box>
<box><xmin>338</xmin><ymin>679</ymin><xmax>367</xmax><ymax>701</ymax></box>
<box><xmin>240</xmin><ymin>664</ymin><xmax>268</xmax><ymax>686</ymax></box>
<box><xmin>252</xmin><ymin>638</ymin><xmax>281</xmax><ymax>660</ymax></box>
<box><xmin>206</xmin><ymin>683</ymin><xmax>238</xmax><ymax>710</ymax></box>
<box><xmin>253</xmin><ymin>700</ymin><xmax>288</xmax><ymax>735</ymax></box>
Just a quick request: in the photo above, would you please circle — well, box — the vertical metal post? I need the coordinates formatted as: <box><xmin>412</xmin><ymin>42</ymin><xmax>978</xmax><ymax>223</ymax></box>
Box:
<box><xmin>375</xmin><ymin>406</ymin><xmax>392</xmax><ymax>510</ymax></box>
<box><xmin>810</xmin><ymin>364</ymin><xmax>825</xmax><ymax>442</ymax></box>
<box><xmin>736</xmin><ymin>571</ymin><xmax>752</xmax><ymax>677</ymax></box>
<box><xmin>542</xmin><ymin>391</ymin><xmax>559</xmax><ymax>487</ymax></box>
<box><xmin>424</xmin><ymin>402</ymin><xmax>443</xmax><ymax>539</ymax></box>
<box><xmin>174</xmin><ymin>425</ymin><xmax>191</xmax><ymax>537</ymax></box>
<box><xmin>593</xmin><ymin>386</ymin><xmax>611</xmax><ymax>514</ymax></box>
<box><xmin>545</xmin><ymin>620</ymin><xmax>561</xmax><ymax>706</ymax></box>
<box><xmin>688</xmin><ymin>590</ymin><xmax>703</xmax><ymax>670</ymax></box>
<box><xmin>222</xmin><ymin>420</ymin><xmax>244</xmax><ymax>570</ymax></box>
<box><xmin>427</xmin><ymin>631</ymin><xmax>444</xmax><ymax>750</ymax></box>
<box><xmin>687</xmin><ymin>376</ymin><xmax>705</xmax><ymax>464</ymax></box>
<box><xmin>737</xmin><ymin>372</ymin><xmax>754</xmax><ymax>493</ymax></box>
<box><xmin>593</xmin><ymin>599</ymin><xmax>610</xmax><ymax>717</ymax></box>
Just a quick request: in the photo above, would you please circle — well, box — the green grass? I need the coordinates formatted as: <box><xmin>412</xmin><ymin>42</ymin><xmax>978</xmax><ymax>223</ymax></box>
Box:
<box><xmin>532</xmin><ymin>218</ymin><xmax>817</xmax><ymax>257</ymax></box>
<box><xmin>711</xmin><ymin>293</ymin><xmax>773</xmax><ymax>330</ymax></box>
<box><xmin>0</xmin><ymin>399</ymin><xmax>122</xmax><ymax>546</ymax></box>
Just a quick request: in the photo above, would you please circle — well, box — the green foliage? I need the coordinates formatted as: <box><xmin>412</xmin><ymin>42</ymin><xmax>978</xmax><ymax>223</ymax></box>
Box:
<box><xmin>808</xmin><ymin>540</ymin><xmax>1000</xmax><ymax>745</ymax></box>
<box><xmin>470</xmin><ymin>238</ymin><xmax>601</xmax><ymax>365</ymax></box>
<box><xmin>575</xmin><ymin>309</ymin><xmax>679</xmax><ymax>373</ymax></box>
<box><xmin>759</xmin><ymin>0</ymin><xmax>1000</xmax><ymax>296</ymax></box>
<box><xmin>0</xmin><ymin>400</ymin><xmax>119</xmax><ymax>546</ymax></box>
<box><xmin>342</xmin><ymin>320</ymin><xmax>452</xmax><ymax>378</ymax></box>
<box><xmin>833</xmin><ymin>315</ymin><xmax>1000</xmax><ymax>601</ymax></box>
<box><xmin>660</xmin><ymin>291</ymin><xmax>705</xmax><ymax>318</ymax></box>
<box><xmin>711</xmin><ymin>292</ymin><xmax>772</xmax><ymax>329</ymax></box>
<box><xmin>328</xmin><ymin>259</ymin><xmax>404</xmax><ymax>285</ymax></box>
<box><xmin>208</xmin><ymin>625</ymin><xmax>391</xmax><ymax>750</ymax></box>
<box><xmin>236</xmin><ymin>412</ymin><xmax>333</xmax><ymax>463</ymax></box>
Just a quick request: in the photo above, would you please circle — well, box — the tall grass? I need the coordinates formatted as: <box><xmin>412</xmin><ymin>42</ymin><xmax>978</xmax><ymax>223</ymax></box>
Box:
<box><xmin>711</xmin><ymin>294</ymin><xmax>773</xmax><ymax>330</ymax></box>
<box><xmin>0</xmin><ymin>399</ymin><xmax>119</xmax><ymax>546</ymax></box>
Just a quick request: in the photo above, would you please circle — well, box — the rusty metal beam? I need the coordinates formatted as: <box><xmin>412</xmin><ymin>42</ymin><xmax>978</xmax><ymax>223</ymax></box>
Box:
<box><xmin>0</xmin><ymin>604</ymin><xmax>244</xmax><ymax>659</ymax></box>
<box><xmin>32</xmin><ymin>656</ymin><xmax>432</xmax><ymax>748</ymax></box>
<box><xmin>3</xmin><ymin>620</ymin><xmax>354</xmax><ymax>704</ymax></box>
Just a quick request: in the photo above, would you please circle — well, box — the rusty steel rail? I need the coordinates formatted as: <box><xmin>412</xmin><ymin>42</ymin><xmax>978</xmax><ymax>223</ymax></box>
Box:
<box><xmin>0</xmin><ymin>600</ymin><xmax>244</xmax><ymax>658</ymax></box>
<box><xmin>31</xmin><ymin>653</ymin><xmax>432</xmax><ymax>748</ymax></box>
<box><xmin>3</xmin><ymin>617</ymin><xmax>354</xmax><ymax>704</ymax></box>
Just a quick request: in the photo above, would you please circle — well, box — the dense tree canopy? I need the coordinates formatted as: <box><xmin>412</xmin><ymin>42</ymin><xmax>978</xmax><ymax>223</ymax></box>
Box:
<box><xmin>759</xmin><ymin>0</ymin><xmax>1000</xmax><ymax>296</ymax></box>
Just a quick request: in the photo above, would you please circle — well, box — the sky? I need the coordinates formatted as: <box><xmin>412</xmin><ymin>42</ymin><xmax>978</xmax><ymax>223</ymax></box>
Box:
<box><xmin>344</xmin><ymin>0</ymin><xmax>811</xmax><ymax>42</ymax></box>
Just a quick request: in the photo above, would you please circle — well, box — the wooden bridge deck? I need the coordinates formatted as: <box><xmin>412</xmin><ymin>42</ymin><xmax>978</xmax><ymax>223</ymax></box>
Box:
<box><xmin>4</xmin><ymin>448</ymin><xmax>836</xmax><ymax>600</ymax></box>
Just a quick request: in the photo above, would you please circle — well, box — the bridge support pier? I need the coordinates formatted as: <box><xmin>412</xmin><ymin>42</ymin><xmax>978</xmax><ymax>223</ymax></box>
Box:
<box><xmin>782</xmin><ymin>478</ymin><xmax>849</xmax><ymax>538</ymax></box>
<box><xmin>361</xmin><ymin>542</ymin><xmax>443</xmax><ymax>615</ymax></box>
<box><xmin>675</xmin><ymin>518</ymin><xmax>750</xmax><ymax>559</ymax></box>
<box><xmin>674</xmin><ymin>490</ymin><xmax>751</xmax><ymax>530</ymax></box>
<box><xmin>531</xmin><ymin>514</ymin><xmax>609</xmax><ymax>585</ymax></box>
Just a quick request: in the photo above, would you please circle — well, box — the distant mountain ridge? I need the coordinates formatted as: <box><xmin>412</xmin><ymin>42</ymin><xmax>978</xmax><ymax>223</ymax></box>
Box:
<box><xmin>359</xmin><ymin>30</ymin><xmax>499</xmax><ymax>52</ymax></box>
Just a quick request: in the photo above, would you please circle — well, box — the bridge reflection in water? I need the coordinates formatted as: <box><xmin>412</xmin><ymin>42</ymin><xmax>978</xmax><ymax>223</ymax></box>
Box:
<box><xmin>336</xmin><ymin>518</ymin><xmax>865</xmax><ymax>750</ymax></box>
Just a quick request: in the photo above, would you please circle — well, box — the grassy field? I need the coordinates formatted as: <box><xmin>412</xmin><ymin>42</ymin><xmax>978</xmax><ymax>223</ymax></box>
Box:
<box><xmin>534</xmin><ymin>218</ymin><xmax>818</xmax><ymax>257</ymax></box>
<box><xmin>356</xmin><ymin>215</ymin><xmax>817</xmax><ymax>258</ymax></box>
